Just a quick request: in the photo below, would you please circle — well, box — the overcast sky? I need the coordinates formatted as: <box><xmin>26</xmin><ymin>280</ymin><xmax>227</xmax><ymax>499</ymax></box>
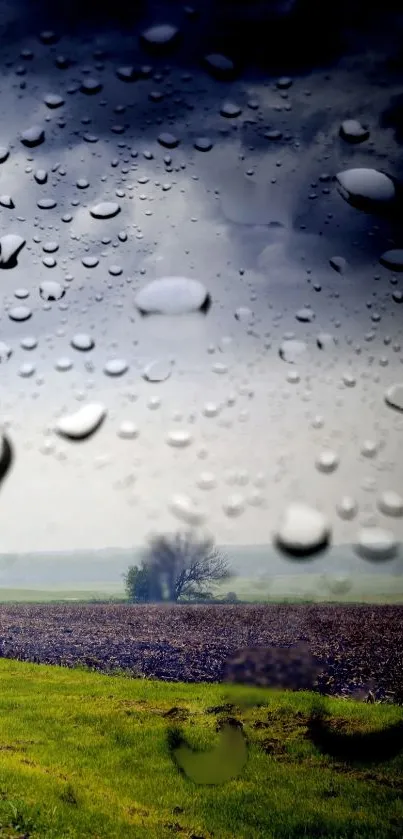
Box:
<box><xmin>0</xmin><ymin>0</ymin><xmax>401</xmax><ymax>591</ymax></box>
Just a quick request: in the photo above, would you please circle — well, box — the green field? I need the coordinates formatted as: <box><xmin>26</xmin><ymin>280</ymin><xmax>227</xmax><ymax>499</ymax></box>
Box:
<box><xmin>0</xmin><ymin>660</ymin><xmax>401</xmax><ymax>837</ymax></box>
<box><xmin>213</xmin><ymin>575</ymin><xmax>403</xmax><ymax>603</ymax></box>
<box><xmin>0</xmin><ymin>589</ymin><xmax>127</xmax><ymax>604</ymax></box>
<box><xmin>2</xmin><ymin>573</ymin><xmax>403</xmax><ymax>605</ymax></box>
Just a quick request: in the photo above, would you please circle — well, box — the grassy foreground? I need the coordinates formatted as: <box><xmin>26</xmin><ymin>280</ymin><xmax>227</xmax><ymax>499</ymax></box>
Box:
<box><xmin>0</xmin><ymin>661</ymin><xmax>401</xmax><ymax>838</ymax></box>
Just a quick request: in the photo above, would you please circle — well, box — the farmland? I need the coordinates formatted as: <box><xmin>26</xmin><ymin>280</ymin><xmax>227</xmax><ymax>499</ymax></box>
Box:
<box><xmin>0</xmin><ymin>605</ymin><xmax>402</xmax><ymax>836</ymax></box>
<box><xmin>0</xmin><ymin>603</ymin><xmax>402</xmax><ymax>704</ymax></box>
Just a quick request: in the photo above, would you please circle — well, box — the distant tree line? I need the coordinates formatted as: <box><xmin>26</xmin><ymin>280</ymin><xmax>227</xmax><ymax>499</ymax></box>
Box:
<box><xmin>123</xmin><ymin>530</ymin><xmax>237</xmax><ymax>604</ymax></box>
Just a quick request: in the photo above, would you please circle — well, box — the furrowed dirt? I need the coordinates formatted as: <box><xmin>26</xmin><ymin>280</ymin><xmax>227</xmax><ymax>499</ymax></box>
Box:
<box><xmin>0</xmin><ymin>603</ymin><xmax>402</xmax><ymax>703</ymax></box>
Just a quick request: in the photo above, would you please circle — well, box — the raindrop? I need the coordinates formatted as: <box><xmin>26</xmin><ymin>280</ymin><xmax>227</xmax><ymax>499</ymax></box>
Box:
<box><xmin>169</xmin><ymin>717</ymin><xmax>247</xmax><ymax>785</ymax></box>
<box><xmin>384</xmin><ymin>383</ymin><xmax>403</xmax><ymax>412</ymax></box>
<box><xmin>279</xmin><ymin>339</ymin><xmax>306</xmax><ymax>363</ymax></box>
<box><xmin>380</xmin><ymin>250</ymin><xmax>403</xmax><ymax>271</ymax></box>
<box><xmin>296</xmin><ymin>307</ymin><xmax>315</xmax><ymax>323</ymax></box>
<box><xmin>108</xmin><ymin>265</ymin><xmax>123</xmax><ymax>276</ymax></box>
<box><xmin>55</xmin><ymin>403</ymin><xmax>106</xmax><ymax>440</ymax></box>
<box><xmin>212</xmin><ymin>362</ymin><xmax>228</xmax><ymax>374</ymax></box>
<box><xmin>194</xmin><ymin>137</ymin><xmax>213</xmax><ymax>152</ymax></box>
<box><xmin>169</xmin><ymin>494</ymin><xmax>206</xmax><ymax>525</ymax></box>
<box><xmin>322</xmin><ymin>574</ymin><xmax>352</xmax><ymax>596</ymax></box>
<box><xmin>311</xmin><ymin>415</ymin><xmax>324</xmax><ymax>429</ymax></box>
<box><xmin>342</xmin><ymin>371</ymin><xmax>356</xmax><ymax>387</ymax></box>
<box><xmin>0</xmin><ymin>195</ymin><xmax>14</xmax><ymax>208</ymax></box>
<box><xmin>20</xmin><ymin>335</ymin><xmax>37</xmax><ymax>350</ymax></box>
<box><xmin>377</xmin><ymin>491</ymin><xmax>403</xmax><ymax>517</ymax></box>
<box><xmin>220</xmin><ymin>102</ymin><xmax>242</xmax><ymax>118</ymax></box>
<box><xmin>203</xmin><ymin>53</ymin><xmax>236</xmax><ymax>80</ymax></box>
<box><xmin>235</xmin><ymin>307</ymin><xmax>253</xmax><ymax>323</ymax></box>
<box><xmin>43</xmin><ymin>258</ymin><xmax>56</xmax><ymax>269</ymax></box>
<box><xmin>117</xmin><ymin>421</ymin><xmax>139</xmax><ymax>439</ymax></box>
<box><xmin>116</xmin><ymin>66</ymin><xmax>140</xmax><ymax>82</ymax></box>
<box><xmin>39</xmin><ymin>280</ymin><xmax>65</xmax><ymax>301</ymax></box>
<box><xmin>316</xmin><ymin>332</ymin><xmax>336</xmax><ymax>350</ymax></box>
<box><xmin>140</xmin><ymin>24</ymin><xmax>180</xmax><ymax>50</ymax></box>
<box><xmin>158</xmin><ymin>132</ymin><xmax>180</xmax><ymax>149</ymax></box>
<box><xmin>166</xmin><ymin>429</ymin><xmax>192</xmax><ymax>448</ymax></box>
<box><xmin>55</xmin><ymin>357</ymin><xmax>73</xmax><ymax>372</ymax></box>
<box><xmin>275</xmin><ymin>503</ymin><xmax>331</xmax><ymax>557</ymax></box>
<box><xmin>223</xmin><ymin>494</ymin><xmax>245</xmax><ymax>517</ymax></box>
<box><xmin>329</xmin><ymin>256</ymin><xmax>347</xmax><ymax>274</ymax></box>
<box><xmin>0</xmin><ymin>342</ymin><xmax>12</xmax><ymax>362</ymax></box>
<box><xmin>264</xmin><ymin>130</ymin><xmax>282</xmax><ymax>141</ymax></box>
<box><xmin>197</xmin><ymin>472</ymin><xmax>216</xmax><ymax>490</ymax></box>
<box><xmin>276</xmin><ymin>76</ymin><xmax>293</xmax><ymax>89</ymax></box>
<box><xmin>20</xmin><ymin>125</ymin><xmax>45</xmax><ymax>147</ymax></box>
<box><xmin>80</xmin><ymin>77</ymin><xmax>103</xmax><ymax>95</ymax></box>
<box><xmin>71</xmin><ymin>333</ymin><xmax>95</xmax><ymax>351</ymax></box>
<box><xmin>355</xmin><ymin>527</ymin><xmax>398</xmax><ymax>561</ymax></box>
<box><xmin>39</xmin><ymin>30</ymin><xmax>58</xmax><ymax>44</ymax></box>
<box><xmin>316</xmin><ymin>450</ymin><xmax>339</xmax><ymax>473</ymax></box>
<box><xmin>9</xmin><ymin>305</ymin><xmax>32</xmax><ymax>322</ymax></box>
<box><xmin>135</xmin><ymin>277</ymin><xmax>209</xmax><ymax>315</ymax></box>
<box><xmin>336</xmin><ymin>168</ymin><xmax>396</xmax><ymax>210</ymax></box>
<box><xmin>55</xmin><ymin>55</ymin><xmax>70</xmax><ymax>69</ymax></box>
<box><xmin>103</xmin><ymin>358</ymin><xmax>129</xmax><ymax>377</ymax></box>
<box><xmin>90</xmin><ymin>202</ymin><xmax>121</xmax><ymax>219</ymax></box>
<box><xmin>82</xmin><ymin>256</ymin><xmax>99</xmax><ymax>268</ymax></box>
<box><xmin>339</xmin><ymin>119</ymin><xmax>369</xmax><ymax>143</ymax></box>
<box><xmin>336</xmin><ymin>496</ymin><xmax>358</xmax><ymax>520</ymax></box>
<box><xmin>0</xmin><ymin>234</ymin><xmax>26</xmax><ymax>266</ymax></box>
<box><xmin>142</xmin><ymin>359</ymin><xmax>172</xmax><ymax>382</ymax></box>
<box><xmin>37</xmin><ymin>198</ymin><xmax>57</xmax><ymax>209</ymax></box>
<box><xmin>44</xmin><ymin>93</ymin><xmax>64</xmax><ymax>108</ymax></box>
<box><xmin>202</xmin><ymin>402</ymin><xmax>219</xmax><ymax>418</ymax></box>
<box><xmin>18</xmin><ymin>362</ymin><xmax>35</xmax><ymax>378</ymax></box>
<box><xmin>40</xmin><ymin>439</ymin><xmax>56</xmax><ymax>456</ymax></box>
<box><xmin>360</xmin><ymin>440</ymin><xmax>378</xmax><ymax>458</ymax></box>
<box><xmin>247</xmin><ymin>490</ymin><xmax>265</xmax><ymax>507</ymax></box>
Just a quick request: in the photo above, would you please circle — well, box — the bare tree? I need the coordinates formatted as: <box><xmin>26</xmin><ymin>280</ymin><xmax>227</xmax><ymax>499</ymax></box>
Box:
<box><xmin>143</xmin><ymin>529</ymin><xmax>233</xmax><ymax>602</ymax></box>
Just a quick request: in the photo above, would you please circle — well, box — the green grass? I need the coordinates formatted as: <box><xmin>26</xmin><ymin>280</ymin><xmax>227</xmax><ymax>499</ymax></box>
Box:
<box><xmin>2</xmin><ymin>573</ymin><xmax>403</xmax><ymax>605</ymax></box>
<box><xmin>0</xmin><ymin>660</ymin><xmax>401</xmax><ymax>837</ymax></box>
<box><xmin>213</xmin><ymin>576</ymin><xmax>403</xmax><ymax>605</ymax></box>
<box><xmin>0</xmin><ymin>589</ymin><xmax>127</xmax><ymax>604</ymax></box>
<box><xmin>0</xmin><ymin>586</ymin><xmax>316</xmax><ymax>606</ymax></box>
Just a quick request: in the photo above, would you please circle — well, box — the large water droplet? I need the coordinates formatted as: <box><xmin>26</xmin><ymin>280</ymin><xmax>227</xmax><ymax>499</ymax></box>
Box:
<box><xmin>135</xmin><ymin>277</ymin><xmax>209</xmax><ymax>315</ymax></box>
<box><xmin>142</xmin><ymin>359</ymin><xmax>173</xmax><ymax>382</ymax></box>
<box><xmin>103</xmin><ymin>359</ymin><xmax>129</xmax><ymax>377</ymax></box>
<box><xmin>55</xmin><ymin>403</ymin><xmax>107</xmax><ymax>440</ymax></box>
<box><xmin>275</xmin><ymin>503</ymin><xmax>331</xmax><ymax>557</ymax></box>
<box><xmin>166</xmin><ymin>429</ymin><xmax>192</xmax><ymax>448</ymax></box>
<box><xmin>39</xmin><ymin>280</ymin><xmax>65</xmax><ymax>301</ymax></box>
<box><xmin>355</xmin><ymin>527</ymin><xmax>398</xmax><ymax>561</ymax></box>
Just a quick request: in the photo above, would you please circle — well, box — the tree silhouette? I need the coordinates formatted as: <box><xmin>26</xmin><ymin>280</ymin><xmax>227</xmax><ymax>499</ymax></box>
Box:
<box><xmin>142</xmin><ymin>529</ymin><xmax>233</xmax><ymax>602</ymax></box>
<box><xmin>123</xmin><ymin>563</ymin><xmax>163</xmax><ymax>603</ymax></box>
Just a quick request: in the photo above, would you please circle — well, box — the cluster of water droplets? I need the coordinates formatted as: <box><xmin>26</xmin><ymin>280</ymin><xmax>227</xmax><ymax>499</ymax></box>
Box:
<box><xmin>0</xmin><ymin>14</ymin><xmax>401</xmax><ymax>583</ymax></box>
